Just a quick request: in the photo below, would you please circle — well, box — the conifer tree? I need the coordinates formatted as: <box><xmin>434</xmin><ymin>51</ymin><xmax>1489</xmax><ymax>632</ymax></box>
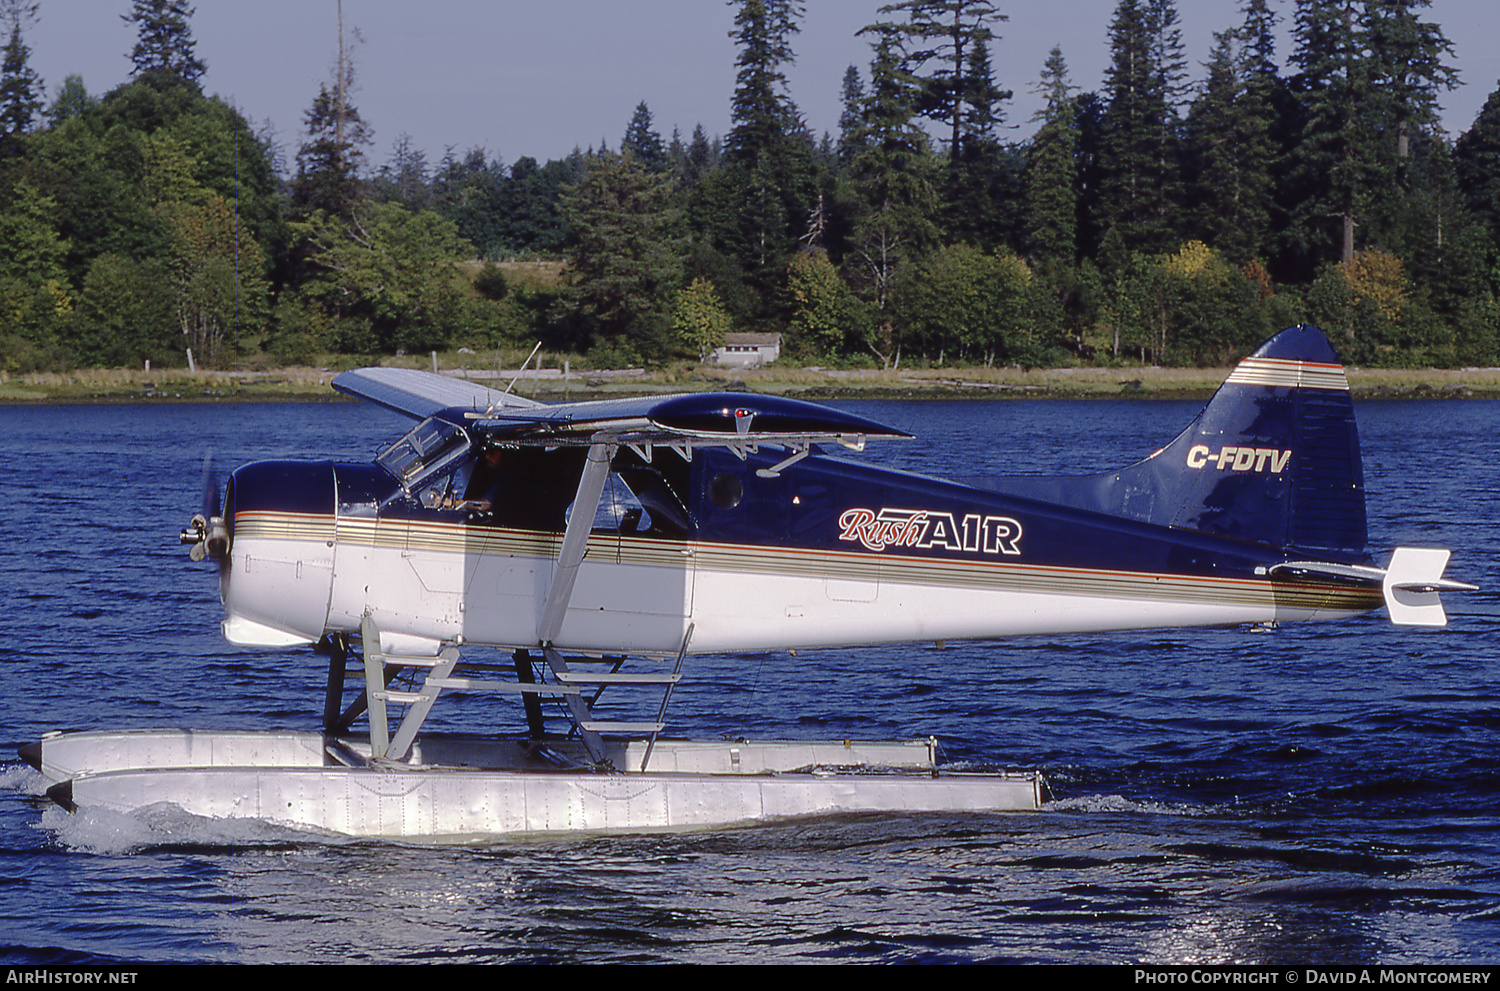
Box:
<box><xmin>123</xmin><ymin>0</ymin><xmax>206</xmax><ymax>87</ymax></box>
<box><xmin>0</xmin><ymin>1</ymin><xmax>41</xmax><ymax>151</ymax></box>
<box><xmin>875</xmin><ymin>1</ymin><xmax>1008</xmax><ymax>165</ymax></box>
<box><xmin>1182</xmin><ymin>23</ymin><xmax>1275</xmax><ymax>265</ymax></box>
<box><xmin>717</xmin><ymin>0</ymin><xmax>815</xmax><ymax>307</ymax></box>
<box><xmin>1397</xmin><ymin>134</ymin><xmax>1485</xmax><ymax>321</ymax></box>
<box><xmin>725</xmin><ymin>0</ymin><xmax>803</xmax><ymax>170</ymax></box>
<box><xmin>373</xmin><ymin>133</ymin><xmax>430</xmax><ymax>209</ymax></box>
<box><xmin>558</xmin><ymin>152</ymin><xmax>682</xmax><ymax>358</ymax></box>
<box><xmin>1365</xmin><ymin>0</ymin><xmax>1458</xmax><ymax>163</ymax></box>
<box><xmin>1287</xmin><ymin>0</ymin><xmax>1375</xmax><ymax>269</ymax></box>
<box><xmin>1099</xmin><ymin>0</ymin><xmax>1179</xmax><ymax>257</ymax></box>
<box><xmin>848</xmin><ymin>22</ymin><xmax>939</xmax><ymax>347</ymax></box>
<box><xmin>942</xmin><ymin>31</ymin><xmax>1016</xmax><ymax>251</ymax></box>
<box><xmin>1455</xmin><ymin>84</ymin><xmax>1500</xmax><ymax>253</ymax></box>
<box><xmin>293</xmin><ymin>81</ymin><xmax>370</xmax><ymax>218</ymax></box>
<box><xmin>1358</xmin><ymin>0</ymin><xmax>1459</xmax><ymax>261</ymax></box>
<box><xmin>1025</xmin><ymin>47</ymin><xmax>1078</xmax><ymax>269</ymax></box>
<box><xmin>837</xmin><ymin>65</ymin><xmax>865</xmax><ymax>167</ymax></box>
<box><xmin>682</xmin><ymin>123</ymin><xmax>714</xmax><ymax>189</ymax></box>
<box><xmin>622</xmin><ymin>101</ymin><xmax>668</xmax><ymax>172</ymax></box>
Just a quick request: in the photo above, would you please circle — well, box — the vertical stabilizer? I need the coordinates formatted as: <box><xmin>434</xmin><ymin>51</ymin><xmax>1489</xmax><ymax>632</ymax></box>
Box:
<box><xmin>974</xmin><ymin>326</ymin><xmax>1367</xmax><ymax>556</ymax></box>
<box><xmin>1158</xmin><ymin>324</ymin><xmax>1367</xmax><ymax>554</ymax></box>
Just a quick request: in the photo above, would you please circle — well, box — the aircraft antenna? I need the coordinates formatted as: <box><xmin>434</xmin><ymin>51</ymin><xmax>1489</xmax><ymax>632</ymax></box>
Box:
<box><xmin>502</xmin><ymin>342</ymin><xmax>543</xmax><ymax>396</ymax></box>
<box><xmin>479</xmin><ymin>341</ymin><xmax>544</xmax><ymax>417</ymax></box>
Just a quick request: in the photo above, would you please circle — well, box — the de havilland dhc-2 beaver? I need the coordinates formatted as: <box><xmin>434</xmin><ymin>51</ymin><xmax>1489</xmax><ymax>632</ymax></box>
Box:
<box><xmin>22</xmin><ymin>325</ymin><xmax>1476</xmax><ymax>838</ymax></box>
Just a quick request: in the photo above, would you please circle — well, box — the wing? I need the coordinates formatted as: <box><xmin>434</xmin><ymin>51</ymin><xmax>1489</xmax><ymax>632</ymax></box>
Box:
<box><xmin>460</xmin><ymin>392</ymin><xmax>912</xmax><ymax>451</ymax></box>
<box><xmin>333</xmin><ymin>367</ymin><xmax>910</xmax><ymax>451</ymax></box>
<box><xmin>332</xmin><ymin>367</ymin><xmax>545</xmax><ymax>420</ymax></box>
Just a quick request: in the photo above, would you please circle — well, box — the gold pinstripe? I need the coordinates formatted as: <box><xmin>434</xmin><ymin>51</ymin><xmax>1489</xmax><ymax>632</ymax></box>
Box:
<box><xmin>234</xmin><ymin>511</ymin><xmax>1381</xmax><ymax>613</ymax></box>
<box><xmin>1223</xmin><ymin>356</ymin><xmax>1349</xmax><ymax>391</ymax></box>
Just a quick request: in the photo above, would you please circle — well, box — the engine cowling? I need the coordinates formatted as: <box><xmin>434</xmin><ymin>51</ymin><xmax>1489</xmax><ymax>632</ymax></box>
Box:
<box><xmin>218</xmin><ymin>461</ymin><xmax>338</xmax><ymax>646</ymax></box>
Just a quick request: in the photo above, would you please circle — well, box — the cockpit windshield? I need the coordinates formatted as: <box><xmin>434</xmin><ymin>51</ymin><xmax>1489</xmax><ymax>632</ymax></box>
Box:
<box><xmin>375</xmin><ymin>417</ymin><xmax>471</xmax><ymax>493</ymax></box>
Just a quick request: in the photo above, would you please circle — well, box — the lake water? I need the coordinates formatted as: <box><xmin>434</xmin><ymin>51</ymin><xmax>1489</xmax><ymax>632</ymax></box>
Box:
<box><xmin>0</xmin><ymin>395</ymin><xmax>1496</xmax><ymax>964</ymax></box>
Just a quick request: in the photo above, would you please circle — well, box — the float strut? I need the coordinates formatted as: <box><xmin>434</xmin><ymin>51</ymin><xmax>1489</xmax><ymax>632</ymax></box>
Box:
<box><xmin>513</xmin><ymin>648</ymin><xmax>547</xmax><ymax>738</ymax></box>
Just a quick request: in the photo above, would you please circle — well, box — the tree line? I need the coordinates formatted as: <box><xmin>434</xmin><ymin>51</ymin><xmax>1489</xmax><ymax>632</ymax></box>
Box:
<box><xmin>2</xmin><ymin>0</ymin><xmax>1498</xmax><ymax>374</ymax></box>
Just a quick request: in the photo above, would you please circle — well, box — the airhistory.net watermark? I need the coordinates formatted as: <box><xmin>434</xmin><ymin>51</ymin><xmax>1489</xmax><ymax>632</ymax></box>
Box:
<box><xmin>5</xmin><ymin>973</ymin><xmax>138</xmax><ymax>985</ymax></box>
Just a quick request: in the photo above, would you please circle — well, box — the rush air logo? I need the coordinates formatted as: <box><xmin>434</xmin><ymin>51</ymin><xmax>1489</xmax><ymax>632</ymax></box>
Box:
<box><xmin>1186</xmin><ymin>445</ymin><xmax>1292</xmax><ymax>473</ymax></box>
<box><xmin>838</xmin><ymin>507</ymin><xmax>1022</xmax><ymax>556</ymax></box>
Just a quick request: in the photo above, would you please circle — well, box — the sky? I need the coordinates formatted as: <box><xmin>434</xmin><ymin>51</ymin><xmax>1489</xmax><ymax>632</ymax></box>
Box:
<box><xmin>26</xmin><ymin>1</ymin><xmax>1500</xmax><ymax>173</ymax></box>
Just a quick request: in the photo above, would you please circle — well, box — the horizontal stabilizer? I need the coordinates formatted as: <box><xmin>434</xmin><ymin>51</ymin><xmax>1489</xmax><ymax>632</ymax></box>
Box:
<box><xmin>1382</xmin><ymin>547</ymin><xmax>1478</xmax><ymax>627</ymax></box>
<box><xmin>1269</xmin><ymin>548</ymin><xmax>1476</xmax><ymax>627</ymax></box>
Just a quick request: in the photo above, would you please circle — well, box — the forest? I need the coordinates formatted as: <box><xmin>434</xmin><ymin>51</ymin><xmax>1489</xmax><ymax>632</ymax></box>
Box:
<box><xmin>1</xmin><ymin>0</ymin><xmax>1498</xmax><ymax>375</ymax></box>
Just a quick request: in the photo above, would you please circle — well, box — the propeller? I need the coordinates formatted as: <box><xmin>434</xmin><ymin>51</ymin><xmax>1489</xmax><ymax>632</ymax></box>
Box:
<box><xmin>179</xmin><ymin>451</ymin><xmax>229</xmax><ymax>562</ymax></box>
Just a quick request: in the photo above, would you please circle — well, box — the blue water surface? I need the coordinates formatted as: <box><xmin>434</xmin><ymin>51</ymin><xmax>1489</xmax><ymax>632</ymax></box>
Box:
<box><xmin>0</xmin><ymin>395</ymin><xmax>1495</xmax><ymax>964</ymax></box>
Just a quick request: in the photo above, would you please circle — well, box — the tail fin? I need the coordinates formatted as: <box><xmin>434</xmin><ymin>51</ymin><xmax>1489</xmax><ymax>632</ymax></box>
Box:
<box><xmin>977</xmin><ymin>325</ymin><xmax>1367</xmax><ymax>556</ymax></box>
<box><xmin>1147</xmin><ymin>324</ymin><xmax>1367</xmax><ymax>554</ymax></box>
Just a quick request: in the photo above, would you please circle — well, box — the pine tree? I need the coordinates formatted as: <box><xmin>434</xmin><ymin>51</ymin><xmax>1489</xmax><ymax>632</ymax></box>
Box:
<box><xmin>1146</xmin><ymin>0</ymin><xmax>1189</xmax><ymax>114</ymax></box>
<box><xmin>942</xmin><ymin>31</ymin><xmax>1016</xmax><ymax>251</ymax></box>
<box><xmin>373</xmin><ymin>133</ymin><xmax>430</xmax><ymax>209</ymax></box>
<box><xmin>123</xmin><ymin>0</ymin><xmax>206</xmax><ymax>87</ymax></box>
<box><xmin>1455</xmin><ymin>84</ymin><xmax>1500</xmax><ymax>253</ymax></box>
<box><xmin>558</xmin><ymin>152</ymin><xmax>682</xmax><ymax>358</ymax></box>
<box><xmin>1182</xmin><ymin>24</ymin><xmax>1275</xmax><ymax>265</ymax></box>
<box><xmin>1025</xmin><ymin>47</ymin><xmax>1078</xmax><ymax>269</ymax></box>
<box><xmin>1073</xmin><ymin>91</ymin><xmax>1109</xmax><ymax>262</ymax></box>
<box><xmin>682</xmin><ymin>123</ymin><xmax>714</xmax><ymax>189</ymax></box>
<box><xmin>1099</xmin><ymin>0</ymin><xmax>1179</xmax><ymax>257</ymax></box>
<box><xmin>0</xmin><ymin>9</ymin><xmax>41</xmax><ymax>151</ymax></box>
<box><xmin>1359</xmin><ymin>0</ymin><xmax>1459</xmax><ymax>257</ymax></box>
<box><xmin>875</xmin><ymin>1</ymin><xmax>1008</xmax><ymax>164</ymax></box>
<box><xmin>1365</xmin><ymin>0</ymin><xmax>1458</xmax><ymax>163</ymax></box>
<box><xmin>725</xmin><ymin>0</ymin><xmax>803</xmax><ymax>170</ymax></box>
<box><xmin>1287</xmin><ymin>0</ymin><xmax>1375</xmax><ymax>269</ymax></box>
<box><xmin>622</xmin><ymin>101</ymin><xmax>668</xmax><ymax>172</ymax></box>
<box><xmin>837</xmin><ymin>65</ymin><xmax>865</xmax><ymax>166</ymax></box>
<box><xmin>848</xmin><ymin>22</ymin><xmax>939</xmax><ymax>343</ymax></box>
<box><xmin>717</xmin><ymin>0</ymin><xmax>816</xmax><ymax>304</ymax></box>
<box><xmin>1399</xmin><ymin>134</ymin><xmax>1486</xmax><ymax>320</ymax></box>
<box><xmin>293</xmin><ymin>82</ymin><xmax>370</xmax><ymax>218</ymax></box>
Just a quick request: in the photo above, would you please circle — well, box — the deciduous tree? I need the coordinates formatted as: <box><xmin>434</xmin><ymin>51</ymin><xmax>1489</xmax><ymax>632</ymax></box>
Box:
<box><xmin>672</xmin><ymin>277</ymin><xmax>730</xmax><ymax>359</ymax></box>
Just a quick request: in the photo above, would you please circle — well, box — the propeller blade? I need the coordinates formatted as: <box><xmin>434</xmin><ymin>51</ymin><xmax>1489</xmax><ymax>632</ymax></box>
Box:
<box><xmin>198</xmin><ymin>450</ymin><xmax>219</xmax><ymax>519</ymax></box>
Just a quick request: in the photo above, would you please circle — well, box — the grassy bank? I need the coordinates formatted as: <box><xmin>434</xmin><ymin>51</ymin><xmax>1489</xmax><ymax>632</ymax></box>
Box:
<box><xmin>4</xmin><ymin>360</ymin><xmax>1499</xmax><ymax>404</ymax></box>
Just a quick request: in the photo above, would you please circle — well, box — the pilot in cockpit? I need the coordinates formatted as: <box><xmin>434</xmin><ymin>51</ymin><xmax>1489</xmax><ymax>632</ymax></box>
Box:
<box><xmin>459</xmin><ymin>446</ymin><xmax>506</xmax><ymax>513</ymax></box>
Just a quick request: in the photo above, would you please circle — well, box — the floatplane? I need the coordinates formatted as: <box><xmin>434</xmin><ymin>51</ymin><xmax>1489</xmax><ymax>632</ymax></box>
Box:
<box><xmin>22</xmin><ymin>325</ymin><xmax>1474</xmax><ymax>838</ymax></box>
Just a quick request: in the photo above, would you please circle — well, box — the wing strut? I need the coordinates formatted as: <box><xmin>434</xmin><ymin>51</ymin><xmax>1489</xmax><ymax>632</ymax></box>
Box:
<box><xmin>537</xmin><ymin>439</ymin><xmax>616</xmax><ymax>645</ymax></box>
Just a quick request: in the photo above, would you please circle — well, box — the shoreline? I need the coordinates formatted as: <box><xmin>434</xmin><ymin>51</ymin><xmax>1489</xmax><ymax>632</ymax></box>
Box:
<box><xmin>4</xmin><ymin>363</ymin><xmax>1499</xmax><ymax>404</ymax></box>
